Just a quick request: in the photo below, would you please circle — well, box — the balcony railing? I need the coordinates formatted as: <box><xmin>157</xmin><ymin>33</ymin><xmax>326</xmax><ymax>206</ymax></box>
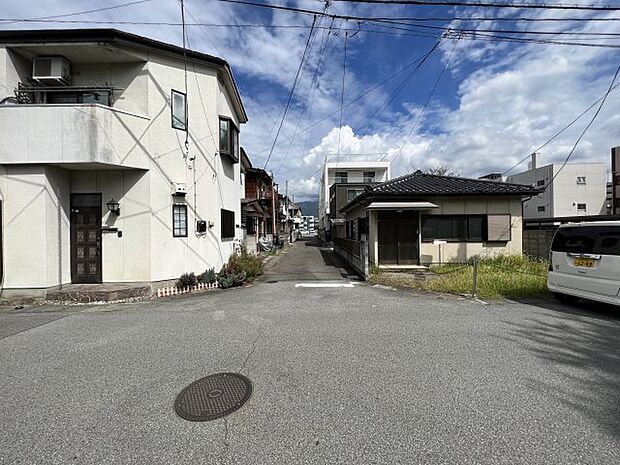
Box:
<box><xmin>0</xmin><ymin>104</ymin><xmax>150</xmax><ymax>169</ymax></box>
<box><xmin>334</xmin><ymin>237</ymin><xmax>362</xmax><ymax>258</ymax></box>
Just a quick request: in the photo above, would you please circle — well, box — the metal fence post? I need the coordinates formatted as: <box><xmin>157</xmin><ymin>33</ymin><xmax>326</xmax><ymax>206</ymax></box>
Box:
<box><xmin>472</xmin><ymin>255</ymin><xmax>478</xmax><ymax>298</ymax></box>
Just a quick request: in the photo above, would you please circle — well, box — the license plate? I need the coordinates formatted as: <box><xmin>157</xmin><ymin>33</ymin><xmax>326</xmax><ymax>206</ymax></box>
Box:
<box><xmin>574</xmin><ymin>257</ymin><xmax>595</xmax><ymax>268</ymax></box>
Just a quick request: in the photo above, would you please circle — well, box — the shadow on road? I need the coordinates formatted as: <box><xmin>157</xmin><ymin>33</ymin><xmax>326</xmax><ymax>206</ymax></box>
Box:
<box><xmin>503</xmin><ymin>301</ymin><xmax>620</xmax><ymax>438</ymax></box>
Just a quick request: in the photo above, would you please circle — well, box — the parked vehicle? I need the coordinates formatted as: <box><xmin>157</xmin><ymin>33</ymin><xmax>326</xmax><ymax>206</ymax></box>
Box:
<box><xmin>548</xmin><ymin>221</ymin><xmax>620</xmax><ymax>306</ymax></box>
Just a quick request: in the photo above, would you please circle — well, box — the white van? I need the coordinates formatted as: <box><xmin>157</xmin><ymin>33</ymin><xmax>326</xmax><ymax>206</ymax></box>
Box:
<box><xmin>548</xmin><ymin>221</ymin><xmax>620</xmax><ymax>307</ymax></box>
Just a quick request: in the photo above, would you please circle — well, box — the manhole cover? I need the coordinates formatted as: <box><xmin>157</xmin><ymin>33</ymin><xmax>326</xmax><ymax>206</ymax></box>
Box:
<box><xmin>174</xmin><ymin>372</ymin><xmax>252</xmax><ymax>421</ymax></box>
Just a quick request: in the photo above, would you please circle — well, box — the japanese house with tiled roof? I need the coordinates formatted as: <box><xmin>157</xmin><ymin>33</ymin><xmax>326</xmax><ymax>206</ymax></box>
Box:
<box><xmin>337</xmin><ymin>170</ymin><xmax>540</xmax><ymax>276</ymax></box>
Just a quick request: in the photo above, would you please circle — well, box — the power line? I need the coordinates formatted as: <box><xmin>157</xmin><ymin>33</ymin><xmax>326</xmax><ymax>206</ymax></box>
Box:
<box><xmin>275</xmin><ymin>17</ymin><xmax>335</xmax><ymax>175</ymax></box>
<box><xmin>263</xmin><ymin>15</ymin><xmax>319</xmax><ymax>170</ymax></box>
<box><xmin>3</xmin><ymin>17</ymin><xmax>620</xmax><ymax>47</ymax></box>
<box><xmin>356</xmin><ymin>38</ymin><xmax>442</xmax><ymax>135</ymax></box>
<box><xmin>544</xmin><ymin>63</ymin><xmax>620</xmax><ymax>191</ymax></box>
<box><xmin>211</xmin><ymin>0</ymin><xmax>620</xmax><ymax>48</ymax></box>
<box><xmin>337</xmin><ymin>30</ymin><xmax>349</xmax><ymax>164</ymax></box>
<box><xmin>386</xmin><ymin>37</ymin><xmax>461</xmax><ymax>165</ymax></box>
<box><xmin>502</xmin><ymin>81</ymin><xmax>620</xmax><ymax>176</ymax></box>
<box><xmin>253</xmin><ymin>40</ymin><xmax>452</xmax><ymax>158</ymax></box>
<box><xmin>0</xmin><ymin>0</ymin><xmax>150</xmax><ymax>25</ymax></box>
<box><xmin>332</xmin><ymin>0</ymin><xmax>620</xmax><ymax>11</ymax></box>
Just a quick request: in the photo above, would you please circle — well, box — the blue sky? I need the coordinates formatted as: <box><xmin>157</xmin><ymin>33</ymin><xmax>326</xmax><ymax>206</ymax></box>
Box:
<box><xmin>1</xmin><ymin>0</ymin><xmax>619</xmax><ymax>199</ymax></box>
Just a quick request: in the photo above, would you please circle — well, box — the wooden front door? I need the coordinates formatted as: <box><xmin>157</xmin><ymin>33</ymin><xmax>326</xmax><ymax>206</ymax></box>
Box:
<box><xmin>71</xmin><ymin>194</ymin><xmax>102</xmax><ymax>284</ymax></box>
<box><xmin>378</xmin><ymin>211</ymin><xmax>419</xmax><ymax>265</ymax></box>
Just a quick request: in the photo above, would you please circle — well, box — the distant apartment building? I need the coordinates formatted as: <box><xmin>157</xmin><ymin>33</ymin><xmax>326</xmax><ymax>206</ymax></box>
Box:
<box><xmin>506</xmin><ymin>153</ymin><xmax>607</xmax><ymax>219</ymax></box>
<box><xmin>300</xmin><ymin>216</ymin><xmax>316</xmax><ymax>236</ymax></box>
<box><xmin>318</xmin><ymin>161</ymin><xmax>390</xmax><ymax>240</ymax></box>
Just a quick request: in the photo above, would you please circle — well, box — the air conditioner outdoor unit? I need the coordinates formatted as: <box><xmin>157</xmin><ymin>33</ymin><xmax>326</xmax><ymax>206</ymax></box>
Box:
<box><xmin>32</xmin><ymin>56</ymin><xmax>71</xmax><ymax>84</ymax></box>
<box><xmin>171</xmin><ymin>182</ymin><xmax>188</xmax><ymax>196</ymax></box>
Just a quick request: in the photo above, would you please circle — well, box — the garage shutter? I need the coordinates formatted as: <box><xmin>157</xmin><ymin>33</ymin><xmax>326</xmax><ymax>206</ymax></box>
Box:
<box><xmin>487</xmin><ymin>214</ymin><xmax>511</xmax><ymax>242</ymax></box>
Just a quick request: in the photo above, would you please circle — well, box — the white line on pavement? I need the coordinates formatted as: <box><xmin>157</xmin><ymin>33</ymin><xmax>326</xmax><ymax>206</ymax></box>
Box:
<box><xmin>295</xmin><ymin>283</ymin><xmax>356</xmax><ymax>288</ymax></box>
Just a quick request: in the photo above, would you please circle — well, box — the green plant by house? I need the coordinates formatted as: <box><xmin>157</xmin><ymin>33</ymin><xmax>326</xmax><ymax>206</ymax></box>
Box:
<box><xmin>197</xmin><ymin>267</ymin><xmax>217</xmax><ymax>285</ymax></box>
<box><xmin>225</xmin><ymin>251</ymin><xmax>263</xmax><ymax>281</ymax></box>
<box><xmin>176</xmin><ymin>272</ymin><xmax>198</xmax><ymax>289</ymax></box>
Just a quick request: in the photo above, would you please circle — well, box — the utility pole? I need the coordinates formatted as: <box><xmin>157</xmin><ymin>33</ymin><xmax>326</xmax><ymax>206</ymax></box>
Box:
<box><xmin>285</xmin><ymin>180</ymin><xmax>290</xmax><ymax>242</ymax></box>
<box><xmin>271</xmin><ymin>171</ymin><xmax>277</xmax><ymax>243</ymax></box>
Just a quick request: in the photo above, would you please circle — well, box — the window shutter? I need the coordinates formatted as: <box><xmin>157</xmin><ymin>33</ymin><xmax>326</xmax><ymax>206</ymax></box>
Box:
<box><xmin>487</xmin><ymin>214</ymin><xmax>511</xmax><ymax>242</ymax></box>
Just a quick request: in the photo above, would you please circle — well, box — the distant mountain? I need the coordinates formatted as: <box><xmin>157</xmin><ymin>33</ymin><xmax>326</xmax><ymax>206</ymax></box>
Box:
<box><xmin>297</xmin><ymin>200</ymin><xmax>319</xmax><ymax>218</ymax></box>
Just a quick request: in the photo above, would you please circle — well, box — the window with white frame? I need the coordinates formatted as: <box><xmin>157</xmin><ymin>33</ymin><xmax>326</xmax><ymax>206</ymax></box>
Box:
<box><xmin>577</xmin><ymin>203</ymin><xmax>587</xmax><ymax>212</ymax></box>
<box><xmin>172</xmin><ymin>204</ymin><xmax>188</xmax><ymax>237</ymax></box>
<box><xmin>219</xmin><ymin>117</ymin><xmax>240</xmax><ymax>163</ymax></box>
<box><xmin>171</xmin><ymin>90</ymin><xmax>187</xmax><ymax>131</ymax></box>
<box><xmin>577</xmin><ymin>176</ymin><xmax>587</xmax><ymax>184</ymax></box>
<box><xmin>537</xmin><ymin>206</ymin><xmax>545</xmax><ymax>212</ymax></box>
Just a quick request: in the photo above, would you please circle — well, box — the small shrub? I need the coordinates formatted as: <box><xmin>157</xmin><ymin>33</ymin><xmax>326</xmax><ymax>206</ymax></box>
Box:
<box><xmin>217</xmin><ymin>271</ymin><xmax>247</xmax><ymax>289</ymax></box>
<box><xmin>198</xmin><ymin>267</ymin><xmax>217</xmax><ymax>284</ymax></box>
<box><xmin>222</xmin><ymin>251</ymin><xmax>263</xmax><ymax>282</ymax></box>
<box><xmin>176</xmin><ymin>272</ymin><xmax>198</xmax><ymax>289</ymax></box>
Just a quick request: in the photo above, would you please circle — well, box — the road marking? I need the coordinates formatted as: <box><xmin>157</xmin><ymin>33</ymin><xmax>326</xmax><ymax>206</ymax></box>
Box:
<box><xmin>295</xmin><ymin>283</ymin><xmax>355</xmax><ymax>288</ymax></box>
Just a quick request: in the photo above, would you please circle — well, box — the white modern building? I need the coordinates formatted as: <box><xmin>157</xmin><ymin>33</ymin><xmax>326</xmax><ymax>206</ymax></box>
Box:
<box><xmin>318</xmin><ymin>161</ymin><xmax>391</xmax><ymax>239</ymax></box>
<box><xmin>506</xmin><ymin>154</ymin><xmax>608</xmax><ymax>219</ymax></box>
<box><xmin>0</xmin><ymin>29</ymin><xmax>247</xmax><ymax>297</ymax></box>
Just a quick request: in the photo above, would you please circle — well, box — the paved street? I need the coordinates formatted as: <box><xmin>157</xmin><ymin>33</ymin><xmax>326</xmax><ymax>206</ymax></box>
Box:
<box><xmin>1</xmin><ymin>238</ymin><xmax>619</xmax><ymax>464</ymax></box>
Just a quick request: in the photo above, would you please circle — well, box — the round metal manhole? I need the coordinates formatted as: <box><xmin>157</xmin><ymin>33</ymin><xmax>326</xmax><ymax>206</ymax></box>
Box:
<box><xmin>174</xmin><ymin>372</ymin><xmax>252</xmax><ymax>421</ymax></box>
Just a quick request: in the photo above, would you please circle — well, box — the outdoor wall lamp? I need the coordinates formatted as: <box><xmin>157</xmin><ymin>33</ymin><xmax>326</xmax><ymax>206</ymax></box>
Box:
<box><xmin>106</xmin><ymin>199</ymin><xmax>121</xmax><ymax>216</ymax></box>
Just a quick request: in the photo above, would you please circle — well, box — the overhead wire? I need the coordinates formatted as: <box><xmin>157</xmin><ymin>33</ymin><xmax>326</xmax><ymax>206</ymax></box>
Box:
<box><xmin>253</xmin><ymin>40</ymin><xmax>457</xmax><ymax>158</ymax></box>
<box><xmin>274</xmin><ymin>16</ymin><xmax>335</xmax><ymax>175</ymax></box>
<box><xmin>356</xmin><ymin>37</ymin><xmax>443</xmax><ymax>135</ymax></box>
<box><xmin>502</xmin><ymin>81</ymin><xmax>620</xmax><ymax>176</ymax></box>
<box><xmin>337</xmin><ymin>29</ymin><xmax>349</xmax><ymax>165</ymax></box>
<box><xmin>0</xmin><ymin>0</ymin><xmax>151</xmax><ymax>25</ymax></box>
<box><xmin>543</xmin><ymin>63</ymin><xmax>620</xmax><ymax>191</ymax></box>
<box><xmin>263</xmin><ymin>15</ymin><xmax>319</xmax><ymax>170</ymax></box>
<box><xmin>386</xmin><ymin>36</ymin><xmax>461</xmax><ymax>164</ymax></box>
<box><xmin>331</xmin><ymin>0</ymin><xmax>620</xmax><ymax>11</ymax></box>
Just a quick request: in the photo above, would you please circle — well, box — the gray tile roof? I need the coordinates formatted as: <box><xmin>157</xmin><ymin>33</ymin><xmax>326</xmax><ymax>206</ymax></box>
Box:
<box><xmin>370</xmin><ymin>171</ymin><xmax>540</xmax><ymax>196</ymax></box>
<box><xmin>340</xmin><ymin>170</ymin><xmax>540</xmax><ymax>212</ymax></box>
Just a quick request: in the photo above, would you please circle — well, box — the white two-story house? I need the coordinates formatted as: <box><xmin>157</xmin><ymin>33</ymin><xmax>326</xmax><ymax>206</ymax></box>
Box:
<box><xmin>0</xmin><ymin>29</ymin><xmax>248</xmax><ymax>297</ymax></box>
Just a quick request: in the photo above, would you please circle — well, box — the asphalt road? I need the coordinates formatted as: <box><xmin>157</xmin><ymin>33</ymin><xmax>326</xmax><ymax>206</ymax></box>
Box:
<box><xmin>1</xmin><ymin>238</ymin><xmax>619</xmax><ymax>464</ymax></box>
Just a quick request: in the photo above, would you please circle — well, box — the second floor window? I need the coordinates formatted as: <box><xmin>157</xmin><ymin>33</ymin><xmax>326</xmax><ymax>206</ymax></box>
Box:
<box><xmin>577</xmin><ymin>176</ymin><xmax>587</xmax><ymax>184</ymax></box>
<box><xmin>363</xmin><ymin>171</ymin><xmax>375</xmax><ymax>183</ymax></box>
<box><xmin>171</xmin><ymin>90</ymin><xmax>187</xmax><ymax>131</ymax></box>
<box><xmin>537</xmin><ymin>206</ymin><xmax>546</xmax><ymax>212</ymax></box>
<box><xmin>219</xmin><ymin>117</ymin><xmax>240</xmax><ymax>163</ymax></box>
<box><xmin>577</xmin><ymin>203</ymin><xmax>587</xmax><ymax>212</ymax></box>
<box><xmin>347</xmin><ymin>189</ymin><xmax>364</xmax><ymax>202</ymax></box>
<box><xmin>335</xmin><ymin>171</ymin><xmax>348</xmax><ymax>183</ymax></box>
<box><xmin>536</xmin><ymin>179</ymin><xmax>545</xmax><ymax>187</ymax></box>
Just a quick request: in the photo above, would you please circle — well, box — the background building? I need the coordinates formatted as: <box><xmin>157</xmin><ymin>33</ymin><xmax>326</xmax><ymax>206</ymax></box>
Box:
<box><xmin>318</xmin><ymin>161</ymin><xmax>390</xmax><ymax>240</ymax></box>
<box><xmin>506</xmin><ymin>153</ymin><xmax>608</xmax><ymax>219</ymax></box>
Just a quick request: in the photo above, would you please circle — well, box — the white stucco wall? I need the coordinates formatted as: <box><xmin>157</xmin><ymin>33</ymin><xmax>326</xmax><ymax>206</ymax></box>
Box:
<box><xmin>507</xmin><ymin>163</ymin><xmax>608</xmax><ymax>218</ymax></box>
<box><xmin>0</xmin><ymin>41</ymin><xmax>246</xmax><ymax>294</ymax></box>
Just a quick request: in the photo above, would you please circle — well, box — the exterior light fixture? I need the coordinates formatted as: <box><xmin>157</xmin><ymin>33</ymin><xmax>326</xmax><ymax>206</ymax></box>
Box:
<box><xmin>106</xmin><ymin>198</ymin><xmax>120</xmax><ymax>215</ymax></box>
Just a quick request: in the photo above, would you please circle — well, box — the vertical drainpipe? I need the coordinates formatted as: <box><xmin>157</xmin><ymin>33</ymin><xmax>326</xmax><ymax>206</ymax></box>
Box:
<box><xmin>57</xmin><ymin>184</ymin><xmax>62</xmax><ymax>290</ymax></box>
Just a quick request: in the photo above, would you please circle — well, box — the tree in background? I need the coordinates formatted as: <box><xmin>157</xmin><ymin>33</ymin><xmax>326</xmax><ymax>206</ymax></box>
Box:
<box><xmin>424</xmin><ymin>165</ymin><xmax>461</xmax><ymax>177</ymax></box>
